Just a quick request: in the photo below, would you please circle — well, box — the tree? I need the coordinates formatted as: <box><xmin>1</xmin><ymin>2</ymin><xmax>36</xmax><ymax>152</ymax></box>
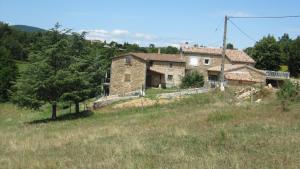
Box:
<box><xmin>278</xmin><ymin>33</ymin><xmax>292</xmax><ymax>65</ymax></box>
<box><xmin>288</xmin><ymin>36</ymin><xmax>300</xmax><ymax>77</ymax></box>
<box><xmin>277</xmin><ymin>80</ymin><xmax>299</xmax><ymax>111</ymax></box>
<box><xmin>148</xmin><ymin>44</ymin><xmax>158</xmax><ymax>53</ymax></box>
<box><xmin>226</xmin><ymin>43</ymin><xmax>235</xmax><ymax>49</ymax></box>
<box><xmin>161</xmin><ymin>46</ymin><xmax>179</xmax><ymax>54</ymax></box>
<box><xmin>244</xmin><ymin>47</ymin><xmax>254</xmax><ymax>57</ymax></box>
<box><xmin>12</xmin><ymin>24</ymin><xmax>73</xmax><ymax>120</ymax></box>
<box><xmin>60</xmin><ymin>32</ymin><xmax>92</xmax><ymax>113</ymax></box>
<box><xmin>180</xmin><ymin>71</ymin><xmax>204</xmax><ymax>88</ymax></box>
<box><xmin>0</xmin><ymin>47</ymin><xmax>17</xmax><ymax>102</ymax></box>
<box><xmin>0</xmin><ymin>22</ymin><xmax>29</xmax><ymax>60</ymax></box>
<box><xmin>251</xmin><ymin>35</ymin><xmax>281</xmax><ymax>71</ymax></box>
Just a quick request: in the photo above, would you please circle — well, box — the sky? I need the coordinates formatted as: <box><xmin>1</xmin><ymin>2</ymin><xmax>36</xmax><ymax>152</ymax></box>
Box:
<box><xmin>0</xmin><ymin>0</ymin><xmax>300</xmax><ymax>49</ymax></box>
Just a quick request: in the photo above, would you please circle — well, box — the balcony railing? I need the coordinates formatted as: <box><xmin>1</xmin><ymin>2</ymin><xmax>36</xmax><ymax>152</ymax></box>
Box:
<box><xmin>208</xmin><ymin>80</ymin><xmax>228</xmax><ymax>88</ymax></box>
<box><xmin>265</xmin><ymin>70</ymin><xmax>290</xmax><ymax>79</ymax></box>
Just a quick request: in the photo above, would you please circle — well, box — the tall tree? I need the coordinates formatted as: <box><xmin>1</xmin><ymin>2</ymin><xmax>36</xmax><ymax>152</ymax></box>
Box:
<box><xmin>278</xmin><ymin>33</ymin><xmax>292</xmax><ymax>65</ymax></box>
<box><xmin>12</xmin><ymin>24</ymin><xmax>73</xmax><ymax>119</ymax></box>
<box><xmin>0</xmin><ymin>47</ymin><xmax>17</xmax><ymax>102</ymax></box>
<box><xmin>251</xmin><ymin>35</ymin><xmax>281</xmax><ymax>70</ymax></box>
<box><xmin>60</xmin><ymin>32</ymin><xmax>92</xmax><ymax>113</ymax></box>
<box><xmin>288</xmin><ymin>36</ymin><xmax>300</xmax><ymax>77</ymax></box>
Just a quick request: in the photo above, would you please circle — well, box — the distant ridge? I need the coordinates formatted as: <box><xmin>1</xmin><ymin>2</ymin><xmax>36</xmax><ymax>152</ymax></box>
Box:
<box><xmin>12</xmin><ymin>25</ymin><xmax>46</xmax><ymax>32</ymax></box>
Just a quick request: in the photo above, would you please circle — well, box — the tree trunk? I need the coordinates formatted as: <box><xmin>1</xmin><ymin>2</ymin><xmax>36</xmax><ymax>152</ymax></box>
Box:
<box><xmin>52</xmin><ymin>103</ymin><xmax>57</xmax><ymax>120</ymax></box>
<box><xmin>75</xmin><ymin>102</ymin><xmax>80</xmax><ymax>113</ymax></box>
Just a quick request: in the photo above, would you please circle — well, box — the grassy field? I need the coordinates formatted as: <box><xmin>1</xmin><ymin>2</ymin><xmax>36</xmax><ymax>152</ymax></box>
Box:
<box><xmin>0</xmin><ymin>90</ymin><xmax>300</xmax><ymax>169</ymax></box>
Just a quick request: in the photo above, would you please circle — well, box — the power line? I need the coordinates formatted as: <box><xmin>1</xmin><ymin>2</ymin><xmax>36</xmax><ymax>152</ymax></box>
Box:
<box><xmin>228</xmin><ymin>15</ymin><xmax>300</xmax><ymax>19</ymax></box>
<box><xmin>214</xmin><ymin>18</ymin><xmax>224</xmax><ymax>32</ymax></box>
<box><xmin>228</xmin><ymin>19</ymin><xmax>257</xmax><ymax>43</ymax></box>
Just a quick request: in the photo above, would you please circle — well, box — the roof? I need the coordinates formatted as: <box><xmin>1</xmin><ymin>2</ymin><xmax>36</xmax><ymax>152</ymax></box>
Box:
<box><xmin>182</xmin><ymin>47</ymin><xmax>255</xmax><ymax>64</ymax></box>
<box><xmin>207</xmin><ymin>64</ymin><xmax>266</xmax><ymax>75</ymax></box>
<box><xmin>114</xmin><ymin>53</ymin><xmax>185</xmax><ymax>63</ymax></box>
<box><xmin>225</xmin><ymin>72</ymin><xmax>264</xmax><ymax>83</ymax></box>
<box><xmin>207</xmin><ymin>64</ymin><xmax>245</xmax><ymax>72</ymax></box>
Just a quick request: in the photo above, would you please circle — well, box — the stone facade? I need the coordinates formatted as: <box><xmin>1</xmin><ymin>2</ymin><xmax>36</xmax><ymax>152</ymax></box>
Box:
<box><xmin>110</xmin><ymin>55</ymin><xmax>147</xmax><ymax>96</ymax></box>
<box><xmin>109</xmin><ymin>50</ymin><xmax>265</xmax><ymax>96</ymax></box>
<box><xmin>185</xmin><ymin>54</ymin><xmax>230</xmax><ymax>81</ymax></box>
<box><xmin>148</xmin><ymin>61</ymin><xmax>185</xmax><ymax>87</ymax></box>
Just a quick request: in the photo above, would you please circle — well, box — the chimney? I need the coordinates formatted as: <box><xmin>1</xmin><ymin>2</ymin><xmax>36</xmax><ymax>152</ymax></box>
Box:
<box><xmin>158</xmin><ymin>48</ymin><xmax>161</xmax><ymax>54</ymax></box>
<box><xmin>180</xmin><ymin>47</ymin><xmax>184</xmax><ymax>60</ymax></box>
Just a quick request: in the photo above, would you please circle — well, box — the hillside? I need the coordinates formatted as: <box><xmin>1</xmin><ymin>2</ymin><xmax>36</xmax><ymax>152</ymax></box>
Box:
<box><xmin>12</xmin><ymin>25</ymin><xmax>46</xmax><ymax>32</ymax></box>
<box><xmin>0</xmin><ymin>90</ymin><xmax>299</xmax><ymax>169</ymax></box>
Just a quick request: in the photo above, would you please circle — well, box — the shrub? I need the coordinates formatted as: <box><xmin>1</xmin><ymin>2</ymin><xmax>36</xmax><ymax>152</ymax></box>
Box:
<box><xmin>180</xmin><ymin>71</ymin><xmax>204</xmax><ymax>88</ymax></box>
<box><xmin>277</xmin><ymin>80</ymin><xmax>299</xmax><ymax>111</ymax></box>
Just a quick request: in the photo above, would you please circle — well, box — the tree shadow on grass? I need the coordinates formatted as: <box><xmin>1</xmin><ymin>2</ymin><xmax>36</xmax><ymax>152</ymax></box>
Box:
<box><xmin>27</xmin><ymin>110</ymin><xmax>94</xmax><ymax>124</ymax></box>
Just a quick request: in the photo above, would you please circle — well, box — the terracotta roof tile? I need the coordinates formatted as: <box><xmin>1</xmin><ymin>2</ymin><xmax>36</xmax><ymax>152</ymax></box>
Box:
<box><xmin>116</xmin><ymin>53</ymin><xmax>185</xmax><ymax>63</ymax></box>
<box><xmin>225</xmin><ymin>72</ymin><xmax>264</xmax><ymax>82</ymax></box>
<box><xmin>182</xmin><ymin>47</ymin><xmax>255</xmax><ymax>64</ymax></box>
<box><xmin>207</xmin><ymin>64</ymin><xmax>245</xmax><ymax>72</ymax></box>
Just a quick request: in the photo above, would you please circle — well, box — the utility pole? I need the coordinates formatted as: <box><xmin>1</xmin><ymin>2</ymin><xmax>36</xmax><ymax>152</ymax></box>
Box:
<box><xmin>220</xmin><ymin>15</ymin><xmax>228</xmax><ymax>91</ymax></box>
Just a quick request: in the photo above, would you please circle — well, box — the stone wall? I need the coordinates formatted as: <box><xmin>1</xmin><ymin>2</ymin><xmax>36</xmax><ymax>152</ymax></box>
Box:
<box><xmin>149</xmin><ymin>61</ymin><xmax>185</xmax><ymax>87</ymax></box>
<box><xmin>110</xmin><ymin>55</ymin><xmax>147</xmax><ymax>96</ymax></box>
<box><xmin>185</xmin><ymin>54</ymin><xmax>230</xmax><ymax>81</ymax></box>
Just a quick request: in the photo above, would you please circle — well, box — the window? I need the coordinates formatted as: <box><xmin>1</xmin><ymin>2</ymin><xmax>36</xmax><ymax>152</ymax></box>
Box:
<box><xmin>125</xmin><ymin>56</ymin><xmax>131</xmax><ymax>65</ymax></box>
<box><xmin>203</xmin><ymin>58</ymin><xmax>211</xmax><ymax>65</ymax></box>
<box><xmin>189</xmin><ymin>57</ymin><xmax>199</xmax><ymax>66</ymax></box>
<box><xmin>167</xmin><ymin>75</ymin><xmax>173</xmax><ymax>81</ymax></box>
<box><xmin>124</xmin><ymin>74</ymin><xmax>131</xmax><ymax>82</ymax></box>
<box><xmin>169</xmin><ymin>63</ymin><xmax>173</xmax><ymax>68</ymax></box>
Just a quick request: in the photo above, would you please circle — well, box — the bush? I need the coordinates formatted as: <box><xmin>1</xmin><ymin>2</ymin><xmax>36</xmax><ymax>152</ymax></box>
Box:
<box><xmin>180</xmin><ymin>71</ymin><xmax>204</xmax><ymax>88</ymax></box>
<box><xmin>277</xmin><ymin>80</ymin><xmax>299</xmax><ymax>111</ymax></box>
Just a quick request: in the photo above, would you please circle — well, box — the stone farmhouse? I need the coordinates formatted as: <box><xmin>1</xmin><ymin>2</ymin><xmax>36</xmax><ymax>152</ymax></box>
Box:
<box><xmin>108</xmin><ymin>46</ymin><xmax>289</xmax><ymax>96</ymax></box>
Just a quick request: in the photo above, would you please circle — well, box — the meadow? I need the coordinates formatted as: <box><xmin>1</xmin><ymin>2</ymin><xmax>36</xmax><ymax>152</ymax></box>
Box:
<box><xmin>0</xmin><ymin>90</ymin><xmax>300</xmax><ymax>169</ymax></box>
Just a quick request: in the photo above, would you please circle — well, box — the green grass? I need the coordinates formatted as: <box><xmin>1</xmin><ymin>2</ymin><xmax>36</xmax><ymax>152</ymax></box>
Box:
<box><xmin>280</xmin><ymin>65</ymin><xmax>288</xmax><ymax>72</ymax></box>
<box><xmin>0</xmin><ymin>91</ymin><xmax>300</xmax><ymax>169</ymax></box>
<box><xmin>145</xmin><ymin>88</ymin><xmax>179</xmax><ymax>99</ymax></box>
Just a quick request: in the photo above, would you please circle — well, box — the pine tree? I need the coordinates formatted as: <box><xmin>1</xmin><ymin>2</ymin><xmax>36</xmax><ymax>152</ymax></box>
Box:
<box><xmin>12</xmin><ymin>24</ymin><xmax>73</xmax><ymax>119</ymax></box>
<box><xmin>0</xmin><ymin>47</ymin><xmax>17</xmax><ymax>102</ymax></box>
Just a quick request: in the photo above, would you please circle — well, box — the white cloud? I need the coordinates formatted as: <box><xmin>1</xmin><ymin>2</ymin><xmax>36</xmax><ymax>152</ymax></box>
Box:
<box><xmin>82</xmin><ymin>28</ymin><xmax>159</xmax><ymax>45</ymax></box>
<box><xmin>81</xmin><ymin>28</ymin><xmax>195</xmax><ymax>48</ymax></box>
<box><xmin>111</xmin><ymin>29</ymin><xmax>129</xmax><ymax>36</ymax></box>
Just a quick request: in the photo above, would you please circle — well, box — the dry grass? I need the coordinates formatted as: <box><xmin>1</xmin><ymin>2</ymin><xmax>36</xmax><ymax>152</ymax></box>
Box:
<box><xmin>0</xmin><ymin>90</ymin><xmax>300</xmax><ymax>169</ymax></box>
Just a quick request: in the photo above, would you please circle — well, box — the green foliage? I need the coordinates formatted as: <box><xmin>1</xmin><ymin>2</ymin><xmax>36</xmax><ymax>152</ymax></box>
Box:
<box><xmin>0</xmin><ymin>47</ymin><xmax>17</xmax><ymax>102</ymax></box>
<box><xmin>246</xmin><ymin>33</ymin><xmax>299</xmax><ymax>77</ymax></box>
<box><xmin>244</xmin><ymin>47</ymin><xmax>254</xmax><ymax>57</ymax></box>
<box><xmin>180</xmin><ymin>71</ymin><xmax>204</xmax><ymax>88</ymax></box>
<box><xmin>288</xmin><ymin>37</ymin><xmax>300</xmax><ymax>77</ymax></box>
<box><xmin>0</xmin><ymin>22</ymin><xmax>33</xmax><ymax>60</ymax></box>
<box><xmin>277</xmin><ymin>80</ymin><xmax>299</xmax><ymax>111</ymax></box>
<box><xmin>12</xmin><ymin>24</ymin><xmax>91</xmax><ymax>117</ymax></box>
<box><xmin>251</xmin><ymin>35</ymin><xmax>281</xmax><ymax>71</ymax></box>
<box><xmin>278</xmin><ymin>33</ymin><xmax>292</xmax><ymax>65</ymax></box>
<box><xmin>226</xmin><ymin>43</ymin><xmax>235</xmax><ymax>49</ymax></box>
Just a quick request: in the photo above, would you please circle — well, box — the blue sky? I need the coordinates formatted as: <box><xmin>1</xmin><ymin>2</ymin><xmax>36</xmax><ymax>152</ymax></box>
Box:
<box><xmin>1</xmin><ymin>0</ymin><xmax>300</xmax><ymax>49</ymax></box>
